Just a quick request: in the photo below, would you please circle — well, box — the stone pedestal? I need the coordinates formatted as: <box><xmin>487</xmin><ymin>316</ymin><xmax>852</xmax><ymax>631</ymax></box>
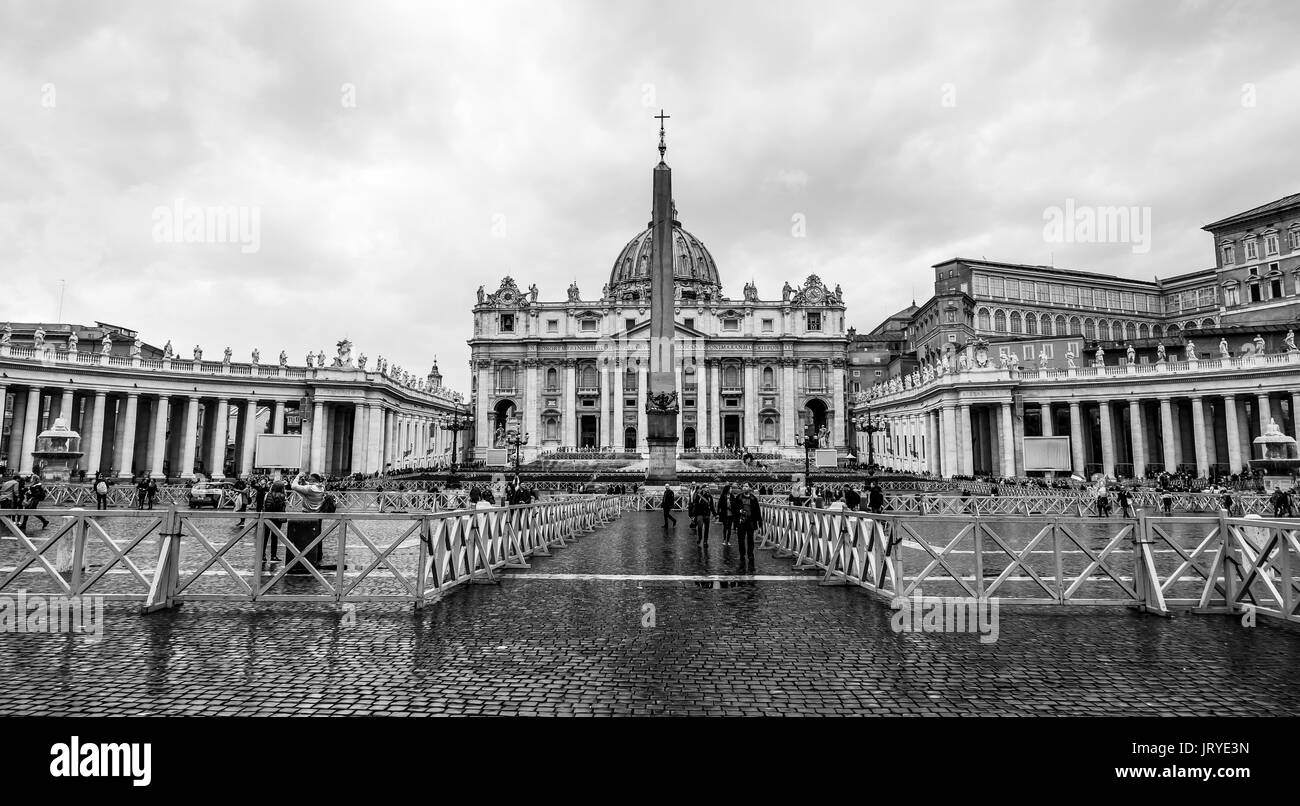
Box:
<box><xmin>645</xmin><ymin>410</ymin><xmax>678</xmax><ymax>484</ymax></box>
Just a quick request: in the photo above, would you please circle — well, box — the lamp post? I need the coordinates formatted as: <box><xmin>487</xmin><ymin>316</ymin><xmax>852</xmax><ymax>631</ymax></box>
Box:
<box><xmin>852</xmin><ymin>412</ymin><xmax>887</xmax><ymax>473</ymax></box>
<box><xmin>504</xmin><ymin>416</ymin><xmax>530</xmax><ymax>484</ymax></box>
<box><xmin>435</xmin><ymin>411</ymin><xmax>471</xmax><ymax>475</ymax></box>
<box><xmin>799</xmin><ymin>424</ymin><xmax>820</xmax><ymax>501</ymax></box>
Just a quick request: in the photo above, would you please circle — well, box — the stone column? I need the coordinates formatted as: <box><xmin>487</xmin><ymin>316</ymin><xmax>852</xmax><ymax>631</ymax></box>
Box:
<box><xmin>1128</xmin><ymin>400</ymin><xmax>1146</xmax><ymax>479</ymax></box>
<box><xmin>59</xmin><ymin>388</ymin><xmax>74</xmax><ymax>427</ymax></box>
<box><xmin>636</xmin><ymin>364</ymin><xmax>648</xmax><ymax>453</ymax></box>
<box><xmin>273</xmin><ymin>400</ymin><xmax>285</xmax><ymax>434</ymax></box>
<box><xmin>350</xmin><ymin>403</ymin><xmax>367</xmax><ymax>475</ymax></box>
<box><xmin>939</xmin><ymin>406</ymin><xmax>954</xmax><ymax>476</ymax></box>
<box><xmin>958</xmin><ymin>403</ymin><xmax>974</xmax><ymax>475</ymax></box>
<box><xmin>1158</xmin><ymin>397</ymin><xmax>1176</xmax><ymax>473</ymax></box>
<box><xmin>321</xmin><ymin>405</ymin><xmax>335</xmax><ymax>474</ymax></box>
<box><xmin>524</xmin><ymin>361</ymin><xmax>539</xmax><ymax>456</ymax></box>
<box><xmin>1068</xmin><ymin>401</ymin><xmax>1084</xmax><ymax>477</ymax></box>
<box><xmin>1098</xmin><ymin>400</ymin><xmax>1115</xmax><ymax>479</ymax></box>
<box><xmin>1190</xmin><ymin>396</ymin><xmax>1209</xmax><ymax>478</ymax></box>
<box><xmin>1001</xmin><ymin>402</ymin><xmax>1016</xmax><ymax>477</ymax></box>
<box><xmin>709</xmin><ymin>361</ymin><xmax>723</xmax><ymax>448</ymax></box>
<box><xmin>1292</xmin><ymin>392</ymin><xmax>1300</xmax><ymax>440</ymax></box>
<box><xmin>599</xmin><ymin>361</ymin><xmax>611</xmax><ymax>448</ymax></box>
<box><xmin>563</xmin><ymin>360</ymin><xmax>577</xmax><ymax>448</ymax></box>
<box><xmin>309</xmin><ymin>400</ymin><xmax>326</xmax><ymax>474</ymax></box>
<box><xmin>1223</xmin><ymin>395</ymin><xmax>1243</xmax><ymax>473</ymax></box>
<box><xmin>0</xmin><ymin>385</ymin><xmax>6</xmax><ymax>467</ymax></box>
<box><xmin>19</xmin><ymin>387</ymin><xmax>42</xmax><ymax>475</ymax></box>
<box><xmin>831</xmin><ymin>360</ymin><xmax>846</xmax><ymax>448</ymax></box>
<box><xmin>1038</xmin><ymin>403</ymin><xmax>1054</xmax><ymax>479</ymax></box>
<box><xmin>241</xmin><ymin>399</ymin><xmax>258</xmax><ymax>476</ymax></box>
<box><xmin>781</xmin><ymin>360</ymin><xmax>796</xmax><ymax>449</ymax></box>
<box><xmin>742</xmin><ymin>360</ymin><xmax>757</xmax><ymax>450</ymax></box>
<box><xmin>118</xmin><ymin>393</ymin><xmax>139</xmax><ymax>479</ymax></box>
<box><xmin>83</xmin><ymin>390</ymin><xmax>108</xmax><ymax>477</ymax></box>
<box><xmin>179</xmin><ymin>397</ymin><xmax>200</xmax><ymax>479</ymax></box>
<box><xmin>366</xmin><ymin>404</ymin><xmax>384</xmax><ymax>473</ymax></box>
<box><xmin>208</xmin><ymin>398</ymin><xmax>229</xmax><ymax>479</ymax></box>
<box><xmin>1257</xmin><ymin>393</ymin><xmax>1272</xmax><ymax>432</ymax></box>
<box><xmin>675</xmin><ymin>361</ymin><xmax>685</xmax><ymax>450</ymax></box>
<box><xmin>150</xmin><ymin>397</ymin><xmax>170</xmax><ymax>479</ymax></box>
<box><xmin>7</xmin><ymin>390</ymin><xmax>27</xmax><ymax>472</ymax></box>
<box><xmin>613</xmin><ymin>360</ymin><xmax>625</xmax><ymax>450</ymax></box>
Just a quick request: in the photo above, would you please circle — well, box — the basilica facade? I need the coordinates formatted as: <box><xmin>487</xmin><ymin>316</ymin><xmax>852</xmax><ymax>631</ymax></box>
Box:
<box><xmin>468</xmin><ymin>201</ymin><xmax>851</xmax><ymax>461</ymax></box>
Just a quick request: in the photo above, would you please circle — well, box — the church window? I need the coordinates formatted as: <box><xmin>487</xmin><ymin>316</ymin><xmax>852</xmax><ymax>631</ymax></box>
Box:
<box><xmin>723</xmin><ymin>364</ymin><xmax>740</xmax><ymax>388</ymax></box>
<box><xmin>806</xmin><ymin>312</ymin><xmax>822</xmax><ymax>331</ymax></box>
<box><xmin>761</xmin><ymin>318</ymin><xmax>774</xmax><ymax>332</ymax></box>
<box><xmin>498</xmin><ymin>365</ymin><xmax>515</xmax><ymax>390</ymax></box>
<box><xmin>580</xmin><ymin>319</ymin><xmax>597</xmax><ymax>331</ymax></box>
<box><xmin>723</xmin><ymin>318</ymin><xmax>740</xmax><ymax>331</ymax></box>
<box><xmin>807</xmin><ymin>364</ymin><xmax>824</xmax><ymax>389</ymax></box>
<box><xmin>625</xmin><ymin>318</ymin><xmax>636</xmax><ymax>331</ymax></box>
<box><xmin>683</xmin><ymin>318</ymin><xmax>695</xmax><ymax>329</ymax></box>
<box><xmin>977</xmin><ymin>309</ymin><xmax>991</xmax><ymax>331</ymax></box>
<box><xmin>545</xmin><ymin>367</ymin><xmax>558</xmax><ymax>390</ymax></box>
<box><xmin>993</xmin><ymin>311</ymin><xmax>1006</xmax><ymax>332</ymax></box>
<box><xmin>500</xmin><ymin>314</ymin><xmax>514</xmax><ymax>333</ymax></box>
<box><xmin>763</xmin><ymin>417</ymin><xmax>777</xmax><ymax>440</ymax></box>
<box><xmin>762</xmin><ymin>366</ymin><xmax>775</xmax><ymax>388</ymax></box>
<box><xmin>546</xmin><ymin>319</ymin><xmax>558</xmax><ymax>333</ymax></box>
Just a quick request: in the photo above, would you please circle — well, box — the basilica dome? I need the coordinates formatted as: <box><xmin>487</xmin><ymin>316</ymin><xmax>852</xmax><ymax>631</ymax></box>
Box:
<box><xmin>608</xmin><ymin>203</ymin><xmax>721</xmax><ymax>302</ymax></box>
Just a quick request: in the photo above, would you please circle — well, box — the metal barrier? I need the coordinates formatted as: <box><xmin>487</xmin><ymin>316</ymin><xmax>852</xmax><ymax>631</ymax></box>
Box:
<box><xmin>0</xmin><ymin>495</ymin><xmax>625</xmax><ymax>611</ymax></box>
<box><xmin>757</xmin><ymin>502</ymin><xmax>1300</xmax><ymax>625</ymax></box>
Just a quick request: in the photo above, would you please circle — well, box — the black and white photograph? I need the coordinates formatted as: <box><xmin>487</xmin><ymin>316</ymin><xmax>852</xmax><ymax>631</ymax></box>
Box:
<box><xmin>0</xmin><ymin>0</ymin><xmax>1295</xmax><ymax>790</ymax></box>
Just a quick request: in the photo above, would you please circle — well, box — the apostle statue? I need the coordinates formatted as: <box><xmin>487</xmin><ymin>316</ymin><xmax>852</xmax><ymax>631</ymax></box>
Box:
<box><xmin>1219</xmin><ymin>338</ymin><xmax>1230</xmax><ymax>359</ymax></box>
<box><xmin>34</xmin><ymin>326</ymin><xmax>46</xmax><ymax>349</ymax></box>
<box><xmin>529</xmin><ymin>284</ymin><xmax>539</xmax><ymax>303</ymax></box>
<box><xmin>223</xmin><ymin>346</ymin><xmax>232</xmax><ymax>364</ymax></box>
<box><xmin>194</xmin><ymin>345</ymin><xmax>203</xmax><ymax>361</ymax></box>
<box><xmin>1038</xmin><ymin>346</ymin><xmax>1049</xmax><ymax>369</ymax></box>
<box><xmin>279</xmin><ymin>350</ymin><xmax>288</xmax><ymax>366</ymax></box>
<box><xmin>101</xmin><ymin>333</ymin><xmax>113</xmax><ymax>355</ymax></box>
<box><xmin>0</xmin><ymin>323</ymin><xmax>11</xmax><ymax>345</ymax></box>
<box><xmin>567</xmin><ymin>281</ymin><xmax>580</xmax><ymax>302</ymax></box>
<box><xmin>130</xmin><ymin>337</ymin><xmax>142</xmax><ymax>357</ymax></box>
<box><xmin>1065</xmin><ymin>349</ymin><xmax>1076</xmax><ymax>369</ymax></box>
<box><xmin>782</xmin><ymin>282</ymin><xmax>793</xmax><ymax>302</ymax></box>
<box><xmin>1184</xmin><ymin>339</ymin><xmax>1197</xmax><ymax>362</ymax></box>
<box><xmin>1125</xmin><ymin>343</ymin><xmax>1136</xmax><ymax>365</ymax></box>
<box><xmin>1254</xmin><ymin>333</ymin><xmax>1266</xmax><ymax>355</ymax></box>
<box><xmin>1286</xmin><ymin>330</ymin><xmax>1298</xmax><ymax>353</ymax></box>
<box><xmin>306</xmin><ymin>351</ymin><xmax>314</xmax><ymax>367</ymax></box>
<box><xmin>1156</xmin><ymin>342</ymin><xmax>1166</xmax><ymax>362</ymax></box>
<box><xmin>163</xmin><ymin>340</ymin><xmax>173</xmax><ymax>359</ymax></box>
<box><xmin>1094</xmin><ymin>346</ymin><xmax>1105</xmax><ymax>366</ymax></box>
<box><xmin>251</xmin><ymin>348</ymin><xmax>260</xmax><ymax>364</ymax></box>
<box><xmin>68</xmin><ymin>332</ymin><xmax>79</xmax><ymax>353</ymax></box>
<box><xmin>476</xmin><ymin>285</ymin><xmax>485</xmax><ymax>304</ymax></box>
<box><xmin>358</xmin><ymin>354</ymin><xmax>367</xmax><ymax>369</ymax></box>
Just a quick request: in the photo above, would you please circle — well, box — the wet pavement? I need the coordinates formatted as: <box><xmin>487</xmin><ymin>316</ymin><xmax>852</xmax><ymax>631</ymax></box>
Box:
<box><xmin>2</xmin><ymin>510</ymin><xmax>1300</xmax><ymax>716</ymax></box>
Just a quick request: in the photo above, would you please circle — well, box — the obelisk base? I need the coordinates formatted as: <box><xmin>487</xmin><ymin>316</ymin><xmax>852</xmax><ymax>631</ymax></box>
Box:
<box><xmin>645</xmin><ymin>437</ymin><xmax>678</xmax><ymax>484</ymax></box>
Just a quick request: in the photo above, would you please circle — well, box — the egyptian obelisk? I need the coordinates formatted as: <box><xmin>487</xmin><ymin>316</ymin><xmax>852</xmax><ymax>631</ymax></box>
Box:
<box><xmin>644</xmin><ymin>110</ymin><xmax>678</xmax><ymax>484</ymax></box>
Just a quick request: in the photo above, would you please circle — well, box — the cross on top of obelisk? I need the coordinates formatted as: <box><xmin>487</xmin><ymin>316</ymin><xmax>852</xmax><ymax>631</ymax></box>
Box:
<box><xmin>655</xmin><ymin>109</ymin><xmax>670</xmax><ymax>163</ymax></box>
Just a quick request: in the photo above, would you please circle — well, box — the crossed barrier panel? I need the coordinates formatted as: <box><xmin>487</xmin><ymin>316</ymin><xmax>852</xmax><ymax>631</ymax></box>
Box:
<box><xmin>756</xmin><ymin>502</ymin><xmax>1300</xmax><ymax>625</ymax></box>
<box><xmin>0</xmin><ymin>496</ymin><xmax>625</xmax><ymax>611</ymax></box>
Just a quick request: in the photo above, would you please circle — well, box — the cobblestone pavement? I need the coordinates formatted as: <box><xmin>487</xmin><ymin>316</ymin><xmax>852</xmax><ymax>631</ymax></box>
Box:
<box><xmin>2</xmin><ymin>510</ymin><xmax>1299</xmax><ymax>716</ymax></box>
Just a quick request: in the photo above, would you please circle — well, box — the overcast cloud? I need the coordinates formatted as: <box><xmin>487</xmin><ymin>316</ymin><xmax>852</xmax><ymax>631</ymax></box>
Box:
<box><xmin>3</xmin><ymin>0</ymin><xmax>1299</xmax><ymax>393</ymax></box>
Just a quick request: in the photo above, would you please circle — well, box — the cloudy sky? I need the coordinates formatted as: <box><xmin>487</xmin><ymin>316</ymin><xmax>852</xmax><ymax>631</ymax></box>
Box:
<box><xmin>3</xmin><ymin>0</ymin><xmax>1298</xmax><ymax>392</ymax></box>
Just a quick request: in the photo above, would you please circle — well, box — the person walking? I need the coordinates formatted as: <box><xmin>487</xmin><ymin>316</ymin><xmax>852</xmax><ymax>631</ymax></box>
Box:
<box><xmin>234</xmin><ymin>477</ymin><xmax>254</xmax><ymax>528</ymax></box>
<box><xmin>692</xmin><ymin>485</ymin><xmax>715</xmax><ymax>546</ymax></box>
<box><xmin>261</xmin><ymin>480</ymin><xmax>288</xmax><ymax>569</ymax></box>
<box><xmin>661</xmin><ymin>485</ymin><xmax>677</xmax><ymax>528</ymax></box>
<box><xmin>867</xmin><ymin>481</ymin><xmax>886</xmax><ymax>514</ymax></box>
<box><xmin>717</xmin><ymin>483</ymin><xmax>735</xmax><ymax>546</ymax></box>
<box><xmin>1160</xmin><ymin>484</ymin><xmax>1174</xmax><ymax>516</ymax></box>
<box><xmin>734</xmin><ymin>483</ymin><xmax>762</xmax><ymax>572</ymax></box>
<box><xmin>93</xmin><ymin>474</ymin><xmax>110</xmax><ymax>510</ymax></box>
<box><xmin>135</xmin><ymin>475</ymin><xmax>151</xmax><ymax>510</ymax></box>
<box><xmin>20</xmin><ymin>477</ymin><xmax>50</xmax><ymax>530</ymax></box>
<box><xmin>1116</xmin><ymin>486</ymin><xmax>1133</xmax><ymax>518</ymax></box>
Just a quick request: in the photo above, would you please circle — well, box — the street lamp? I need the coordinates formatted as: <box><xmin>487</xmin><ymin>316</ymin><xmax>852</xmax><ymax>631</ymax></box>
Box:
<box><xmin>799</xmin><ymin>424</ymin><xmax>820</xmax><ymax>502</ymax></box>
<box><xmin>503</xmin><ymin>416</ymin><xmax>530</xmax><ymax>484</ymax></box>
<box><xmin>852</xmin><ymin>412</ymin><xmax>887</xmax><ymax>473</ymax></box>
<box><xmin>435</xmin><ymin>411</ymin><xmax>472</xmax><ymax>475</ymax></box>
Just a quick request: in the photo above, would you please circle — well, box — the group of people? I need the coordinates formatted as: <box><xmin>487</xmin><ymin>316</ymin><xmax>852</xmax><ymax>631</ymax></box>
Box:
<box><xmin>660</xmin><ymin>483</ymin><xmax>765</xmax><ymax>568</ymax></box>
<box><xmin>0</xmin><ymin>474</ymin><xmax>49</xmax><ymax>529</ymax></box>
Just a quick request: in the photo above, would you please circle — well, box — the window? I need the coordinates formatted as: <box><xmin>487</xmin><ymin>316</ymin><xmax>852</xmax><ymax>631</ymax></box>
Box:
<box><xmin>808</xmin><ymin>364</ymin><xmax>824</xmax><ymax>389</ymax></box>
<box><xmin>1107</xmin><ymin>290</ymin><xmax>1120</xmax><ymax>310</ymax></box>
<box><xmin>498</xmin><ymin>365</ymin><xmax>515</xmax><ymax>390</ymax></box>
<box><xmin>722</xmin><ymin>318</ymin><xmax>740</xmax><ymax>331</ymax></box>
<box><xmin>500</xmin><ymin>314</ymin><xmax>514</xmax><ymax>333</ymax></box>
<box><xmin>546</xmin><ymin>319</ymin><xmax>559</xmax><ymax>333</ymax></box>
<box><xmin>1121</xmin><ymin>292</ymin><xmax>1134</xmax><ymax>311</ymax></box>
<box><xmin>807</xmin><ymin>312</ymin><xmax>822</xmax><ymax>331</ymax></box>
<box><xmin>723</xmin><ymin>364</ymin><xmax>740</xmax><ymax>388</ymax></box>
<box><xmin>948</xmin><ymin>334</ymin><xmax>957</xmax><ymax>343</ymax></box>
<box><xmin>1050</xmin><ymin>283</ymin><xmax>1064</xmax><ymax>304</ymax></box>
<box><xmin>1064</xmin><ymin>286</ymin><xmax>1078</xmax><ymax>306</ymax></box>
<box><xmin>977</xmin><ymin>309</ymin><xmax>991</xmax><ymax>330</ymax></box>
<box><xmin>544</xmin><ymin>417</ymin><xmax>558</xmax><ymax>441</ymax></box>
<box><xmin>972</xmin><ymin>274</ymin><xmax>989</xmax><ymax>296</ymax></box>
<box><xmin>1271</xmin><ymin>277</ymin><xmax>1283</xmax><ymax>298</ymax></box>
<box><xmin>582</xmin><ymin>399</ymin><xmax>595</xmax><ymax>407</ymax></box>
<box><xmin>624</xmin><ymin>368</ymin><xmax>638</xmax><ymax>390</ymax></box>
<box><xmin>763</xmin><ymin>417</ymin><xmax>777</xmax><ymax>440</ymax></box>
<box><xmin>580</xmin><ymin>319</ymin><xmax>597</xmax><ymax>332</ymax></box>
<box><xmin>761</xmin><ymin>318</ymin><xmax>774</xmax><ymax>332</ymax></box>
<box><xmin>1250</xmin><ymin>283</ymin><xmax>1261</xmax><ymax>302</ymax></box>
<box><xmin>1221</xmin><ymin>243</ymin><xmax>1235</xmax><ymax>265</ymax></box>
<box><xmin>625</xmin><ymin>398</ymin><xmax>635</xmax><ymax>408</ymax></box>
<box><xmin>1265</xmin><ymin>232</ymin><xmax>1279</xmax><ymax>256</ymax></box>
<box><xmin>1124</xmin><ymin>322</ymin><xmax>1135</xmax><ymax>341</ymax></box>
<box><xmin>683</xmin><ymin>317</ymin><xmax>694</xmax><ymax>330</ymax></box>
<box><xmin>990</xmin><ymin>277</ymin><xmax>1005</xmax><ymax>298</ymax></box>
<box><xmin>1290</xmin><ymin>228</ymin><xmax>1300</xmax><ymax>251</ymax></box>
<box><xmin>762</xmin><ymin>366</ymin><xmax>775</xmax><ymax>388</ymax></box>
<box><xmin>1036</xmin><ymin>282</ymin><xmax>1050</xmax><ymax>303</ymax></box>
<box><xmin>1022</xmin><ymin>345</ymin><xmax>1035</xmax><ymax>360</ymax></box>
<box><xmin>1025</xmin><ymin>314</ymin><xmax>1037</xmax><ymax>335</ymax></box>
<box><xmin>685</xmin><ymin>398</ymin><xmax>695</xmax><ymax>408</ymax></box>
<box><xmin>1070</xmin><ymin>316</ymin><xmax>1082</xmax><ymax>336</ymax></box>
<box><xmin>625</xmin><ymin>318</ymin><xmax>636</xmax><ymax>331</ymax></box>
<box><xmin>1010</xmin><ymin>311</ymin><xmax>1022</xmax><ymax>333</ymax></box>
<box><xmin>994</xmin><ymin>310</ymin><xmax>1007</xmax><ymax>332</ymax></box>
<box><xmin>1245</xmin><ymin>238</ymin><xmax>1258</xmax><ymax>261</ymax></box>
<box><xmin>578</xmin><ymin>363</ymin><xmax>597</xmax><ymax>388</ymax></box>
<box><xmin>946</xmin><ymin>310</ymin><xmax>955</xmax><ymax>323</ymax></box>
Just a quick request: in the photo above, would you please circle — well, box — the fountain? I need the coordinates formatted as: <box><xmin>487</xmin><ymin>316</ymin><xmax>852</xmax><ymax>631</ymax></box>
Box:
<box><xmin>30</xmin><ymin>417</ymin><xmax>84</xmax><ymax>482</ymax></box>
<box><xmin>1249</xmin><ymin>418</ymin><xmax>1299</xmax><ymax>492</ymax></box>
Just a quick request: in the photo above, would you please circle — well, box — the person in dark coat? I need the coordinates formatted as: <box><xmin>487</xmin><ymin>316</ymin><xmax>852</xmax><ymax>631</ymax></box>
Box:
<box><xmin>844</xmin><ymin>484</ymin><xmax>862</xmax><ymax>511</ymax></box>
<box><xmin>867</xmin><ymin>482</ymin><xmax>886</xmax><ymax>514</ymax></box>
<box><xmin>691</xmin><ymin>486</ymin><xmax>715</xmax><ymax>545</ymax></box>
<box><xmin>716</xmin><ymin>484</ymin><xmax>735</xmax><ymax>545</ymax></box>
<box><xmin>661</xmin><ymin>486</ymin><xmax>677</xmax><ymax>527</ymax></box>
<box><xmin>734</xmin><ymin>483</ymin><xmax>763</xmax><ymax>570</ymax></box>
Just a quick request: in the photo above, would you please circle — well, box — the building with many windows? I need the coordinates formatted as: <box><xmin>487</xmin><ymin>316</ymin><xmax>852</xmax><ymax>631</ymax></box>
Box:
<box><xmin>0</xmin><ymin>321</ymin><xmax>467</xmax><ymax>479</ymax></box>
<box><xmin>851</xmin><ymin>192</ymin><xmax>1300</xmax><ymax>480</ymax></box>
<box><xmin>468</xmin><ymin>185</ymin><xmax>852</xmax><ymax>460</ymax></box>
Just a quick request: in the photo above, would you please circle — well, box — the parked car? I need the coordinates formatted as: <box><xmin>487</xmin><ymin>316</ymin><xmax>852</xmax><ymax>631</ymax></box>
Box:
<box><xmin>187</xmin><ymin>481</ymin><xmax>230</xmax><ymax>509</ymax></box>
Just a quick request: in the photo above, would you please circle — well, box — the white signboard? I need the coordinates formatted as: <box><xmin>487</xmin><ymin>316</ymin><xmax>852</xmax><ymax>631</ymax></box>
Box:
<box><xmin>254</xmin><ymin>434</ymin><xmax>304</xmax><ymax>469</ymax></box>
<box><xmin>1023</xmin><ymin>437</ymin><xmax>1072</xmax><ymax>471</ymax></box>
<box><xmin>485</xmin><ymin>448</ymin><xmax>510</xmax><ymax>467</ymax></box>
<box><xmin>814</xmin><ymin>448</ymin><xmax>839</xmax><ymax>469</ymax></box>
